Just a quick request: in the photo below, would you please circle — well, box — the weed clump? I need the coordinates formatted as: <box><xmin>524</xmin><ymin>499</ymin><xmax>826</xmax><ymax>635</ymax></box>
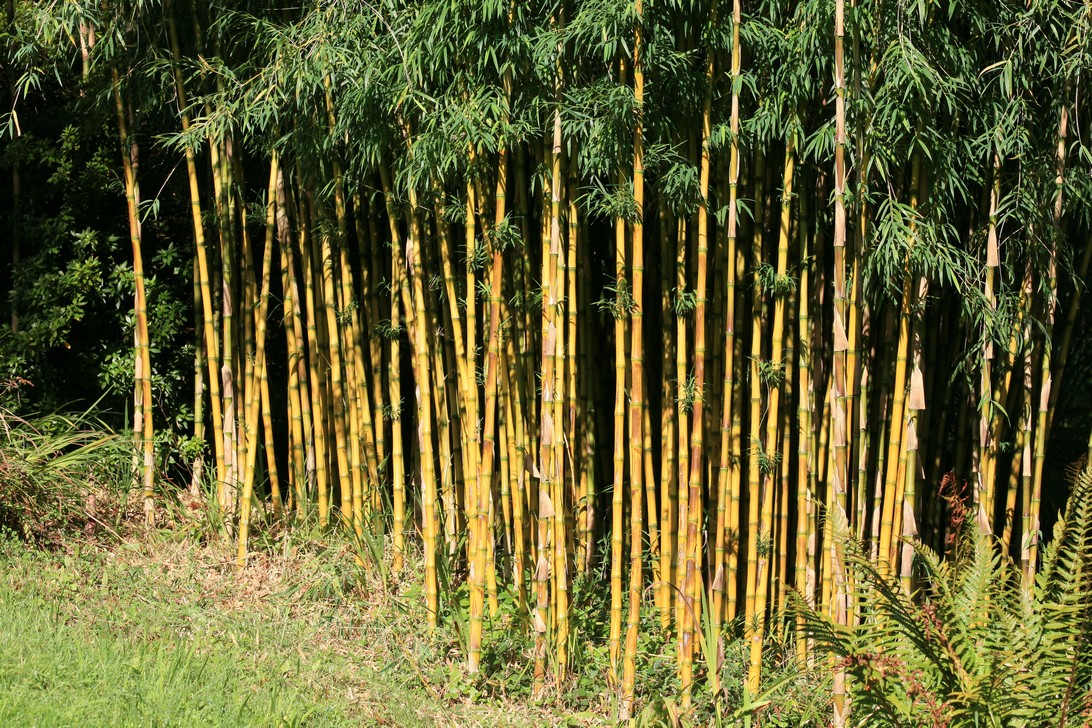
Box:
<box><xmin>0</xmin><ymin>403</ymin><xmax>131</xmax><ymax>548</ymax></box>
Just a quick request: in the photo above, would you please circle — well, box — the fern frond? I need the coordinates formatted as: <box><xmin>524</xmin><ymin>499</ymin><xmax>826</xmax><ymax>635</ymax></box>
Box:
<box><xmin>793</xmin><ymin>468</ymin><xmax>1092</xmax><ymax>726</ymax></box>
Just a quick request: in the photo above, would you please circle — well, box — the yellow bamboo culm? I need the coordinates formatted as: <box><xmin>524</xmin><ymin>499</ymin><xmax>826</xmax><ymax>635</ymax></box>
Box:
<box><xmin>166</xmin><ymin>4</ymin><xmax>226</xmax><ymax>504</ymax></box>
<box><xmin>748</xmin><ymin>137</ymin><xmax>795</xmax><ymax>695</ymax></box>
<box><xmin>743</xmin><ymin>146</ymin><xmax>768</xmax><ymax>697</ymax></box>
<box><xmin>112</xmin><ymin>66</ymin><xmax>154</xmax><ymax>527</ymax></box>
<box><xmin>620</xmin><ymin>2</ymin><xmax>647</xmax><ymax>716</ymax></box>
<box><xmin>608</xmin><ymin>66</ymin><xmax>629</xmax><ymax>686</ymax></box>
<box><xmin>237</xmin><ymin>153</ymin><xmax>280</xmax><ymax>565</ymax></box>
<box><xmin>679</xmin><ymin>1</ymin><xmax>716</xmax><ymax>703</ymax></box>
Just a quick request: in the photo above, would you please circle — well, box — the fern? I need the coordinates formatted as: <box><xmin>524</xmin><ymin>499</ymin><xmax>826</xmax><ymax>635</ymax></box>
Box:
<box><xmin>792</xmin><ymin>468</ymin><xmax>1092</xmax><ymax>727</ymax></box>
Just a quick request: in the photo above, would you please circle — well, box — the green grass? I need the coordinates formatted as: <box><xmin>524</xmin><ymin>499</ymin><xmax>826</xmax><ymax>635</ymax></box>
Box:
<box><xmin>0</xmin><ymin>593</ymin><xmax>345</xmax><ymax>726</ymax></box>
<box><xmin>0</xmin><ymin>531</ymin><xmax>558</xmax><ymax>727</ymax></box>
<box><xmin>0</xmin><ymin>540</ymin><xmax>358</xmax><ymax>726</ymax></box>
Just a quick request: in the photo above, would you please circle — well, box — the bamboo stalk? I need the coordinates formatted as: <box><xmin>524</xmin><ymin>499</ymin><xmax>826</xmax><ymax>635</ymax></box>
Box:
<box><xmin>547</xmin><ymin>98</ymin><xmax>570</xmax><ymax>681</ymax></box>
<box><xmin>210</xmin><ymin>135</ymin><xmax>239</xmax><ymax>518</ymax></box>
<box><xmin>877</xmin><ymin>147</ymin><xmax>922</xmax><ymax>573</ymax></box>
<box><xmin>237</xmin><ymin>154</ymin><xmax>280</xmax><ymax>564</ymax></box>
<box><xmin>659</xmin><ymin>201</ymin><xmax>677</xmax><ymax>628</ymax></box>
<box><xmin>748</xmin><ymin>137</ymin><xmax>795</xmax><ymax>694</ymax></box>
<box><xmin>679</xmin><ymin>5</ymin><xmax>716</xmax><ymax>702</ymax></box>
<box><xmin>297</xmin><ymin>182</ymin><xmax>331</xmax><ymax>526</ymax></box>
<box><xmin>276</xmin><ymin>170</ymin><xmax>313</xmax><ymax>517</ymax></box>
<box><xmin>1028</xmin><ymin>96</ymin><xmax>1069</xmax><ymax>581</ymax></box>
<box><xmin>743</xmin><ymin>146</ymin><xmax>767</xmax><ymax>693</ymax></box>
<box><xmin>111</xmin><ymin>66</ymin><xmax>154</xmax><ymax>526</ymax></box>
<box><xmin>621</xmin><ymin>5</ymin><xmax>647</xmax><ymax>714</ymax></box>
<box><xmin>674</xmin><ymin>209</ymin><xmax>691</xmax><ymax>637</ymax></box>
<box><xmin>608</xmin><ymin>68</ymin><xmax>630</xmax><ymax>682</ymax></box>
<box><xmin>470</xmin><ymin>116</ymin><xmax>511</xmax><ymax>673</ymax></box>
<box><xmin>794</xmin><ymin>188</ymin><xmax>812</xmax><ymax>666</ymax></box>
<box><xmin>167</xmin><ymin>5</ymin><xmax>225</xmax><ymax>503</ymax></box>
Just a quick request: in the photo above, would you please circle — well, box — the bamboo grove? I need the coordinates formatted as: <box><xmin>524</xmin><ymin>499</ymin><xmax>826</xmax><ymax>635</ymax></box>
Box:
<box><xmin>8</xmin><ymin>0</ymin><xmax>1092</xmax><ymax>717</ymax></box>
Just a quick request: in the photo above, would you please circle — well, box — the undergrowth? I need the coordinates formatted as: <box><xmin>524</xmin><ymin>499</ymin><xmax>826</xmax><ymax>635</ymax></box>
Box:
<box><xmin>0</xmin><ymin>407</ymin><xmax>132</xmax><ymax>548</ymax></box>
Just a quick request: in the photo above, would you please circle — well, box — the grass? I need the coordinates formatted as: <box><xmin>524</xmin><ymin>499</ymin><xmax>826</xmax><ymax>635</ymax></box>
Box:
<box><xmin>0</xmin><ymin>528</ymin><xmax>562</xmax><ymax>727</ymax></box>
<box><xmin>0</xmin><ymin>519</ymin><xmax>830</xmax><ymax>727</ymax></box>
<box><xmin>0</xmin><ymin>583</ymin><xmax>346</xmax><ymax>726</ymax></box>
<box><xmin>0</xmin><ymin>407</ymin><xmax>558</xmax><ymax>727</ymax></box>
